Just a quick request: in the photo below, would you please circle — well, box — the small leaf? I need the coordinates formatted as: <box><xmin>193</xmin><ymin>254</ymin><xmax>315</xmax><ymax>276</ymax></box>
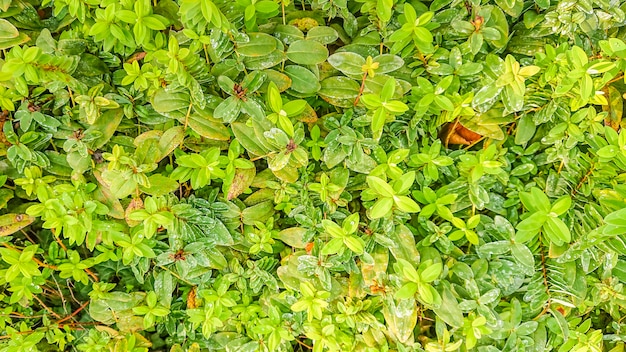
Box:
<box><xmin>319</xmin><ymin>77</ymin><xmax>361</xmax><ymax>107</ymax></box>
<box><xmin>306</xmin><ymin>26</ymin><xmax>339</xmax><ymax>44</ymax></box>
<box><xmin>327</xmin><ymin>52</ymin><xmax>365</xmax><ymax>76</ymax></box>
<box><xmin>543</xmin><ymin>217</ymin><xmax>571</xmax><ymax>245</ymax></box>
<box><xmin>366</xmin><ymin>176</ymin><xmax>395</xmax><ymax>197</ymax></box>
<box><xmin>286</xmin><ymin>40</ymin><xmax>328</xmax><ymax>65</ymax></box>
<box><xmin>236</xmin><ymin>33</ymin><xmax>277</xmax><ymax>57</ymax></box>
<box><xmin>228</xmin><ymin>168</ymin><xmax>256</xmax><ymax>200</ymax></box>
<box><xmin>511</xmin><ymin>243</ymin><xmax>534</xmax><ymax>267</ymax></box>
<box><xmin>370</xmin><ymin>197</ymin><xmax>394</xmax><ymax>219</ymax></box>
<box><xmin>284</xmin><ymin>65</ymin><xmax>321</xmax><ymax>94</ymax></box>
<box><xmin>0</xmin><ymin>214</ymin><xmax>35</xmax><ymax>236</ymax></box>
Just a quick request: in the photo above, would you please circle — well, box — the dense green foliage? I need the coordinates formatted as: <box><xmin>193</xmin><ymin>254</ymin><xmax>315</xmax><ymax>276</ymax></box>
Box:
<box><xmin>2</xmin><ymin>0</ymin><xmax>626</xmax><ymax>350</ymax></box>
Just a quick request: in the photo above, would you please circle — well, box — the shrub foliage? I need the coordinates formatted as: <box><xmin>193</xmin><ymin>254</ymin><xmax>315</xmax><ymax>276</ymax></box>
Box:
<box><xmin>1</xmin><ymin>0</ymin><xmax>626</xmax><ymax>350</ymax></box>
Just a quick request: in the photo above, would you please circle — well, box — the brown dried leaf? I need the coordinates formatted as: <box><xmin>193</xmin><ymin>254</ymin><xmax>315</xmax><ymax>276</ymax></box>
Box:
<box><xmin>187</xmin><ymin>286</ymin><xmax>198</xmax><ymax>309</ymax></box>
<box><xmin>125</xmin><ymin>198</ymin><xmax>144</xmax><ymax>227</ymax></box>
<box><xmin>440</xmin><ymin>121</ymin><xmax>483</xmax><ymax>146</ymax></box>
<box><xmin>126</xmin><ymin>51</ymin><xmax>147</xmax><ymax>63</ymax></box>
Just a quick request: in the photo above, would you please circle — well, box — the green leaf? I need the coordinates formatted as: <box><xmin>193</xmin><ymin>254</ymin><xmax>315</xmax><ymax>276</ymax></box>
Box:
<box><xmin>306</xmin><ymin>26</ymin><xmax>339</xmax><ymax>44</ymax></box>
<box><xmin>286</xmin><ymin>40</ymin><xmax>328</xmax><ymax>65</ymax></box>
<box><xmin>140</xmin><ymin>175</ymin><xmax>179</xmax><ymax>196</ymax></box>
<box><xmin>433</xmin><ymin>95</ymin><xmax>454</xmax><ymax>111</ymax></box>
<box><xmin>342</xmin><ymin>213</ymin><xmax>360</xmax><ymax>234</ymax></box>
<box><xmin>371</xmin><ymin>107</ymin><xmax>386</xmax><ymax>132</ymax></box>
<box><xmin>374</xmin><ymin>54</ymin><xmax>404</xmax><ymax>73</ymax></box>
<box><xmin>319</xmin><ymin>77</ymin><xmax>360</xmax><ymax>107</ymax></box>
<box><xmin>236</xmin><ymin>33</ymin><xmax>277</xmax><ymax>57</ymax></box>
<box><xmin>394</xmin><ymin>196</ymin><xmax>420</xmax><ymax>213</ymax></box>
<box><xmin>580</xmin><ymin>74</ymin><xmax>593</xmax><ymax>100</ymax></box>
<box><xmin>366</xmin><ymin>176</ymin><xmax>395</xmax><ymax>197</ymax></box>
<box><xmin>157</xmin><ymin>126</ymin><xmax>185</xmax><ymax>161</ymax></box>
<box><xmin>277</xmin><ymin>227</ymin><xmax>308</xmax><ymax>248</ymax></box>
<box><xmin>0</xmin><ymin>19</ymin><xmax>19</xmax><ymax>39</ymax></box>
<box><xmin>420</xmin><ymin>262</ymin><xmax>441</xmax><ymax>282</ymax></box>
<box><xmin>344</xmin><ymin>236</ymin><xmax>365</xmax><ymax>254</ymax></box>
<box><xmin>605</xmin><ymin>208</ymin><xmax>626</xmax><ymax>227</ymax></box>
<box><xmin>214</xmin><ymin>96</ymin><xmax>242</xmax><ymax>123</ymax></box>
<box><xmin>151</xmin><ymin>89</ymin><xmax>190</xmax><ymax>119</ymax></box>
<box><xmin>284</xmin><ymin>65</ymin><xmax>321</xmax><ymax>94</ymax></box>
<box><xmin>516</xmin><ymin>212</ymin><xmax>547</xmax><ymax>232</ymax></box>
<box><xmin>550</xmin><ymin>196</ymin><xmax>571</xmax><ymax>216</ymax></box>
<box><xmin>502</xmin><ymin>84</ymin><xmax>523</xmax><ymax>112</ymax></box>
<box><xmin>232</xmin><ymin>122</ymin><xmax>269</xmax><ymax>156</ymax></box>
<box><xmin>597</xmin><ymin>145</ymin><xmax>619</xmax><ymax>158</ymax></box>
<box><xmin>418</xmin><ymin>283</ymin><xmax>436</xmax><ymax>305</ymax></box>
<box><xmin>473</xmin><ymin>82</ymin><xmax>502</xmax><ymax>110</ymax></box>
<box><xmin>0</xmin><ymin>214</ymin><xmax>35</xmax><ymax>236</ymax></box>
<box><xmin>511</xmin><ymin>243</ymin><xmax>534</xmax><ymax>267</ymax></box>
<box><xmin>395</xmin><ymin>282</ymin><xmax>418</xmax><ymax>299</ymax></box>
<box><xmin>376</xmin><ymin>0</ymin><xmax>392</xmax><ymax>22</ymax></box>
<box><xmin>241</xmin><ymin>201</ymin><xmax>275</xmax><ymax>225</ymax></box>
<box><xmin>321</xmin><ymin>237</ymin><xmax>344</xmax><ymax>255</ymax></box>
<box><xmin>328</xmin><ymin>52</ymin><xmax>365</xmax><ymax>76</ymax></box>
<box><xmin>0</xmin><ymin>19</ymin><xmax>28</xmax><ymax>49</ymax></box>
<box><xmin>543</xmin><ymin>217</ymin><xmax>571</xmax><ymax>245</ymax></box>
<box><xmin>370</xmin><ymin>197</ymin><xmax>394</xmax><ymax>219</ymax></box>
<box><xmin>515</xmin><ymin>114</ymin><xmax>536</xmax><ymax>145</ymax></box>
<box><xmin>432</xmin><ymin>283</ymin><xmax>464</xmax><ymax>327</ymax></box>
<box><xmin>87</xmin><ymin>108</ymin><xmax>124</xmax><ymax>149</ymax></box>
<box><xmin>520</xmin><ymin>188</ymin><xmax>550</xmax><ymax>213</ymax></box>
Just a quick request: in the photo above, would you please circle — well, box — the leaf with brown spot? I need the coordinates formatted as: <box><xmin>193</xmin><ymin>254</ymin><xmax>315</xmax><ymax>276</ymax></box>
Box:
<box><xmin>296</xmin><ymin>104</ymin><xmax>318</xmax><ymax>124</ymax></box>
<box><xmin>277</xmin><ymin>227</ymin><xmax>308</xmax><ymax>248</ymax></box>
<box><xmin>603</xmin><ymin>86</ymin><xmax>623</xmax><ymax>131</ymax></box>
<box><xmin>92</xmin><ymin>169</ymin><xmax>125</xmax><ymax>219</ymax></box>
<box><xmin>0</xmin><ymin>213</ymin><xmax>35</xmax><ymax>236</ymax></box>
<box><xmin>227</xmin><ymin>167</ymin><xmax>256</xmax><ymax>200</ymax></box>
<box><xmin>125</xmin><ymin>198</ymin><xmax>144</xmax><ymax>227</ymax></box>
<box><xmin>361</xmin><ymin>246</ymin><xmax>389</xmax><ymax>288</ymax></box>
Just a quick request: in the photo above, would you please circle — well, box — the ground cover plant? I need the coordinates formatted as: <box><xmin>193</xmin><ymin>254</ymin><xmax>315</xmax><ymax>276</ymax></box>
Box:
<box><xmin>3</xmin><ymin>0</ymin><xmax>626</xmax><ymax>350</ymax></box>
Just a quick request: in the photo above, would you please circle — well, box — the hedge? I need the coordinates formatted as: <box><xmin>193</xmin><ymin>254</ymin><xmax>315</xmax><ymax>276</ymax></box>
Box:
<box><xmin>1</xmin><ymin>0</ymin><xmax>626</xmax><ymax>350</ymax></box>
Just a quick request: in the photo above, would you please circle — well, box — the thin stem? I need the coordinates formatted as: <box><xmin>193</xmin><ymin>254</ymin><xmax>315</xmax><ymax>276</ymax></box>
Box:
<box><xmin>282</xmin><ymin>1</ymin><xmax>286</xmax><ymax>25</ymax></box>
<box><xmin>572</xmin><ymin>162</ymin><xmax>595</xmax><ymax>195</ymax></box>
<box><xmin>54</xmin><ymin>237</ymin><xmax>67</xmax><ymax>251</ymax></box>
<box><xmin>55</xmin><ymin>300</ymin><xmax>90</xmax><ymax>325</ymax></box>
<box><xmin>51</xmin><ymin>275</ymin><xmax>68</xmax><ymax>316</ymax></box>
<box><xmin>183</xmin><ymin>102</ymin><xmax>193</xmax><ymax>130</ymax></box>
<box><xmin>67</xmin><ymin>87</ymin><xmax>75</xmax><ymax>108</ymax></box>
<box><xmin>444</xmin><ymin>119</ymin><xmax>459</xmax><ymax>148</ymax></box>
<box><xmin>354</xmin><ymin>72</ymin><xmax>368</xmax><ymax>106</ymax></box>
<box><xmin>295</xmin><ymin>338</ymin><xmax>313</xmax><ymax>350</ymax></box>
<box><xmin>33</xmin><ymin>295</ymin><xmax>61</xmax><ymax>319</ymax></box>
<box><xmin>533</xmin><ymin>235</ymin><xmax>551</xmax><ymax>321</ymax></box>
<box><xmin>203</xmin><ymin>44</ymin><xmax>210</xmax><ymax>65</ymax></box>
<box><xmin>250</xmin><ymin>151</ymin><xmax>277</xmax><ymax>161</ymax></box>
<box><xmin>20</xmin><ymin>229</ymin><xmax>36</xmax><ymax>244</ymax></box>
<box><xmin>84</xmin><ymin>268</ymin><xmax>99</xmax><ymax>282</ymax></box>
<box><xmin>158</xmin><ymin>264</ymin><xmax>194</xmax><ymax>286</ymax></box>
<box><xmin>605</xmin><ymin>74</ymin><xmax>624</xmax><ymax>86</ymax></box>
<box><xmin>463</xmin><ymin>136</ymin><xmax>484</xmax><ymax>150</ymax></box>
